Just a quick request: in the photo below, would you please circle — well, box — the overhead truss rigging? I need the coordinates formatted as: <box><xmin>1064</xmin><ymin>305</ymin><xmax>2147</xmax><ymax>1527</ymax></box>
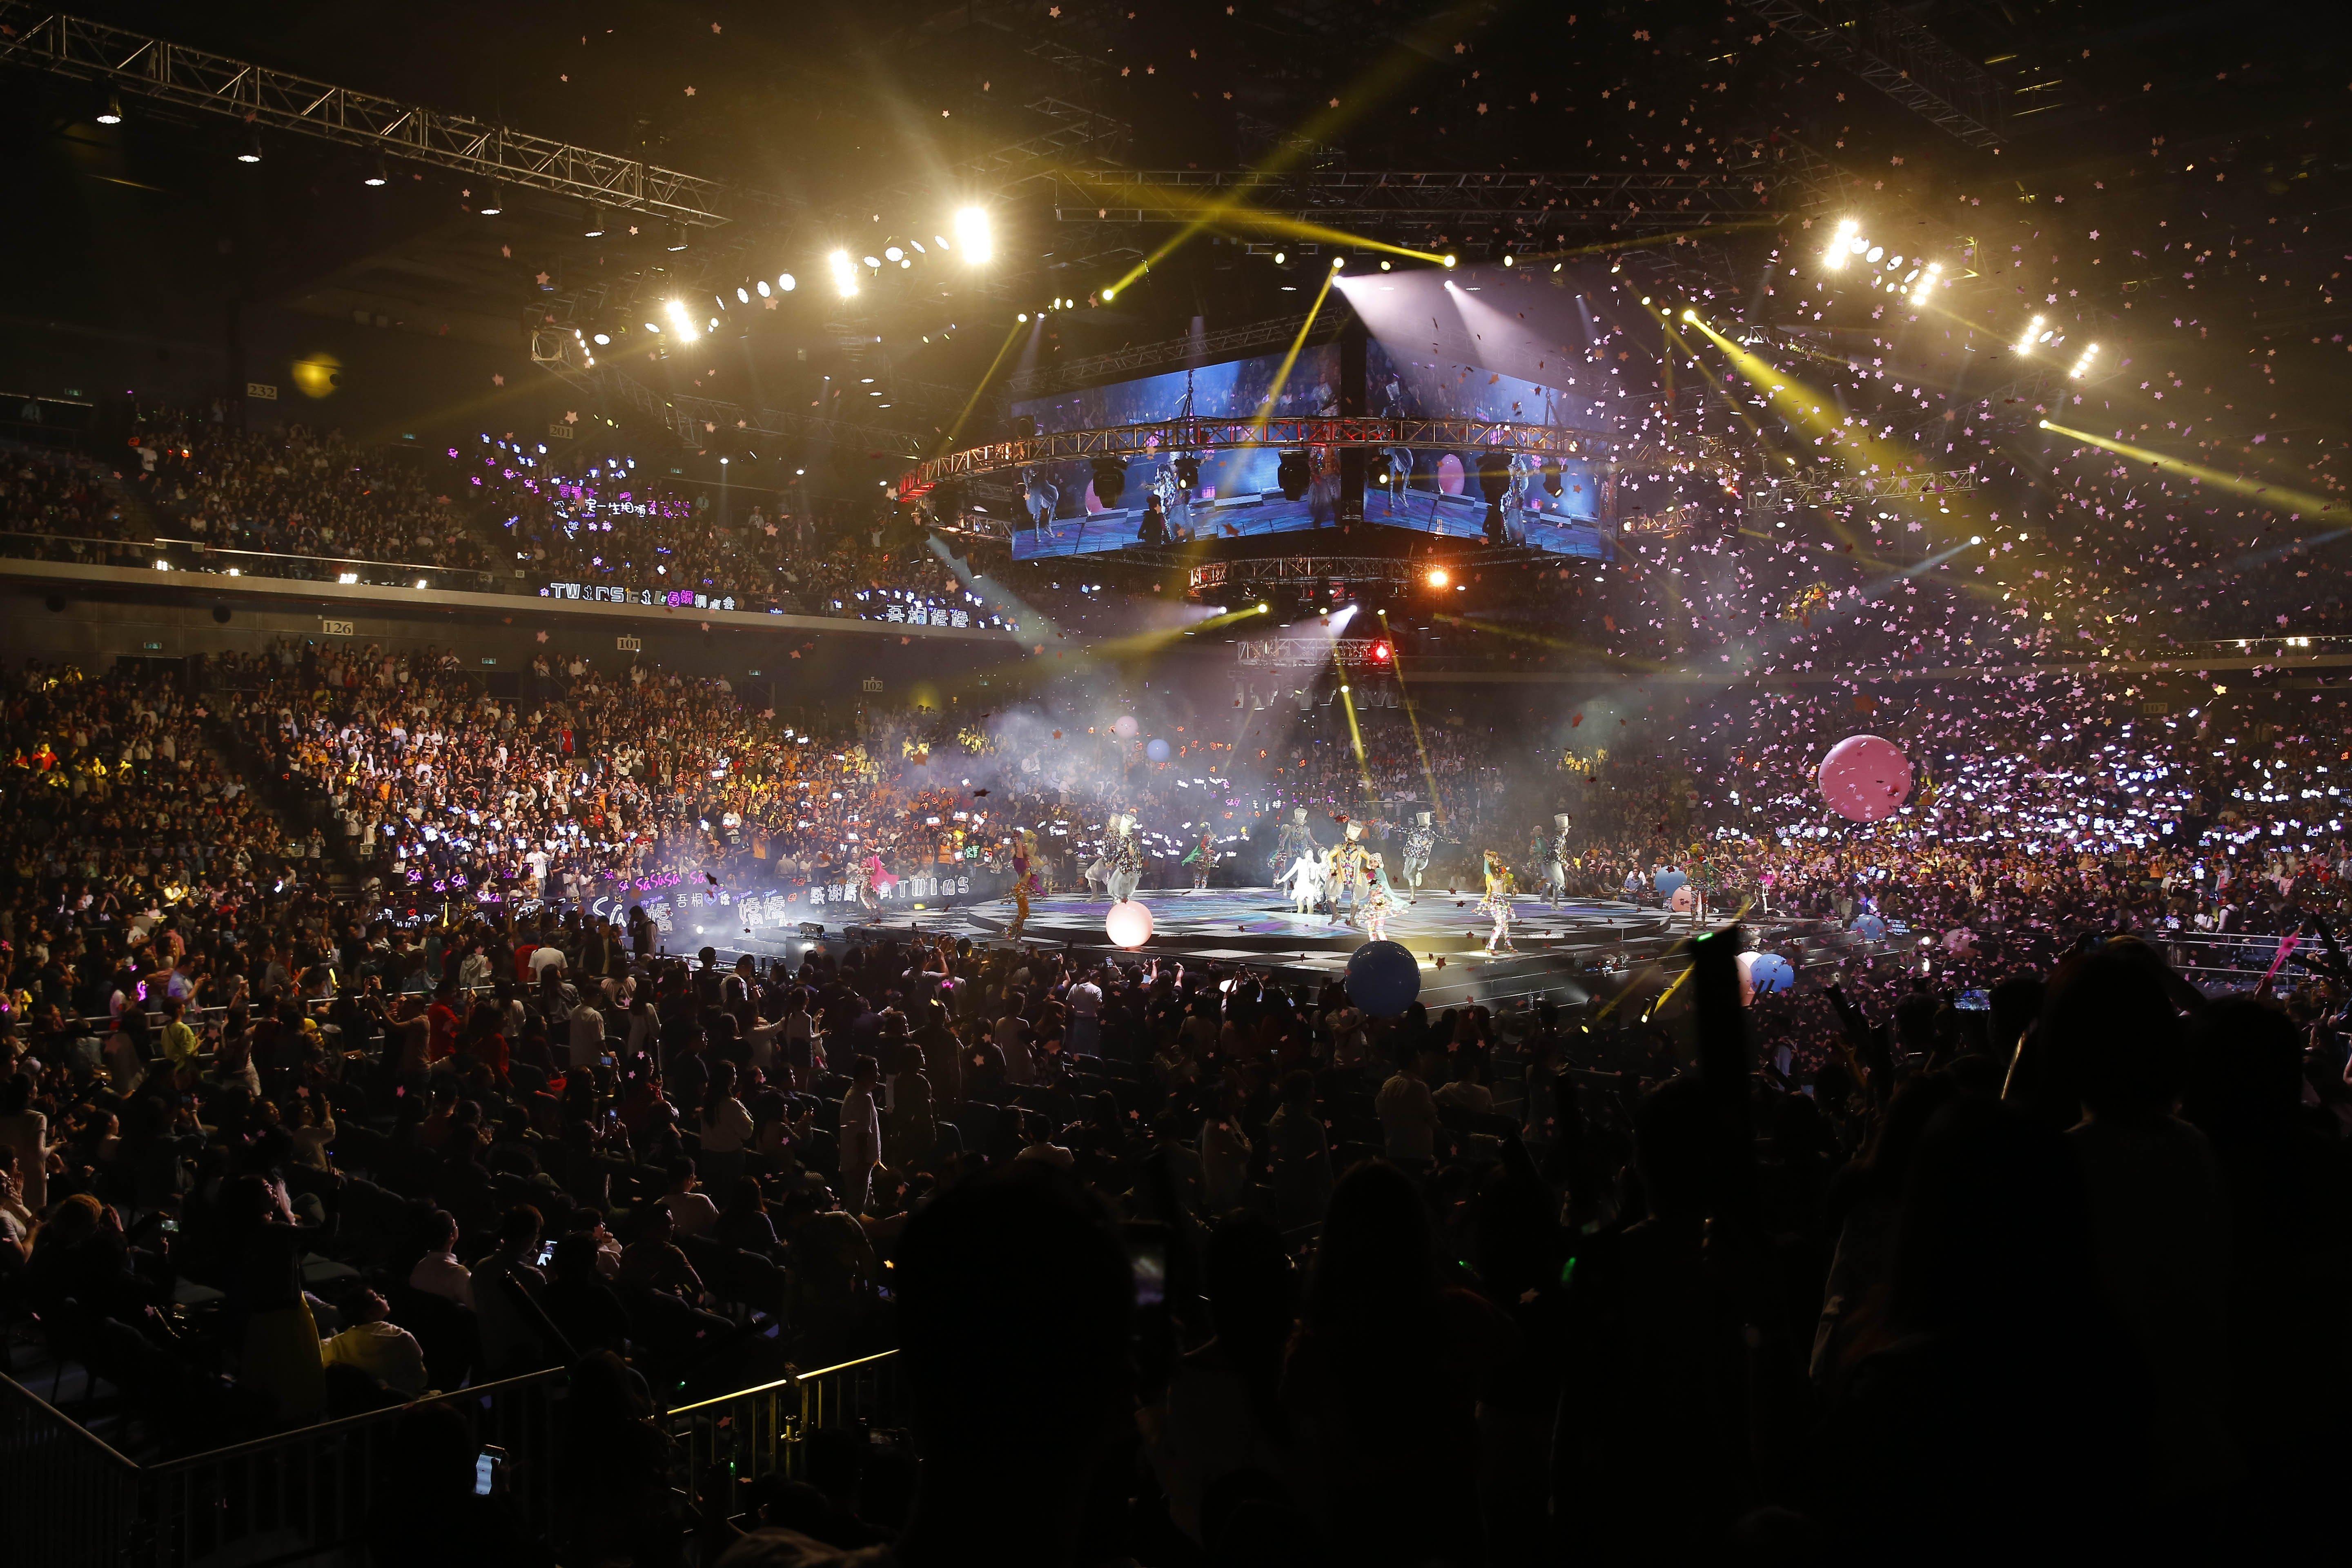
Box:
<box><xmin>0</xmin><ymin>3</ymin><xmax>770</xmax><ymax>225</ymax></box>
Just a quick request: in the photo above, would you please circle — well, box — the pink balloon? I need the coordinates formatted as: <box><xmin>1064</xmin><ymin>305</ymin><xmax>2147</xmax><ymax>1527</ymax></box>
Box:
<box><xmin>1817</xmin><ymin>734</ymin><xmax>1912</xmax><ymax>822</ymax></box>
<box><xmin>1105</xmin><ymin>900</ymin><xmax>1153</xmax><ymax>949</ymax></box>
<box><xmin>1437</xmin><ymin>453</ymin><xmax>1466</xmax><ymax>496</ymax></box>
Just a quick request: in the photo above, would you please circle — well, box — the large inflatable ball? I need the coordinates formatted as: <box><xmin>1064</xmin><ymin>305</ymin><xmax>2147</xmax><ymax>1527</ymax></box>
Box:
<box><xmin>1105</xmin><ymin>900</ymin><xmax>1154</xmax><ymax>949</ymax></box>
<box><xmin>1345</xmin><ymin>940</ymin><xmax>1423</xmax><ymax>1018</ymax></box>
<box><xmin>1736</xmin><ymin>950</ymin><xmax>1797</xmax><ymax>1006</ymax></box>
<box><xmin>1817</xmin><ymin>734</ymin><xmax>1913</xmax><ymax>822</ymax></box>
<box><xmin>1145</xmin><ymin>737</ymin><xmax>1171</xmax><ymax>762</ymax></box>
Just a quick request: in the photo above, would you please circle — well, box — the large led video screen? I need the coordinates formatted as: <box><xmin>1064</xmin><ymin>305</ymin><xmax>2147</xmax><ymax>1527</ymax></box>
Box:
<box><xmin>1362</xmin><ymin>339</ymin><xmax>1610</xmax><ymax>557</ymax></box>
<box><xmin>1009</xmin><ymin>344</ymin><xmax>1341</xmax><ymax>559</ymax></box>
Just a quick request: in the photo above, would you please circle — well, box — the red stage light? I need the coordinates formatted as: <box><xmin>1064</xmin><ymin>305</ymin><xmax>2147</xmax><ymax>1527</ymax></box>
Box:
<box><xmin>1372</xmin><ymin>642</ymin><xmax>1391</xmax><ymax>662</ymax></box>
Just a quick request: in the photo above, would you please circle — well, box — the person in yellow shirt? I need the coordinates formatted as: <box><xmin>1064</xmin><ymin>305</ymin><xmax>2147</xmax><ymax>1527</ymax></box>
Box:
<box><xmin>159</xmin><ymin>996</ymin><xmax>202</xmax><ymax>1085</ymax></box>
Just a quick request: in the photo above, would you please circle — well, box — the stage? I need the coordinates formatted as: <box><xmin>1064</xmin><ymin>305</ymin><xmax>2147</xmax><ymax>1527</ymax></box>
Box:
<box><xmin>722</xmin><ymin>886</ymin><xmax>1858</xmax><ymax>1011</ymax></box>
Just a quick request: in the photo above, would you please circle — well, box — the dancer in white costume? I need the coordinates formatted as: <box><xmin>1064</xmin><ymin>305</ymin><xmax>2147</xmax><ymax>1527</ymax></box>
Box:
<box><xmin>1104</xmin><ymin>813</ymin><xmax>1144</xmax><ymax>906</ymax></box>
<box><xmin>1277</xmin><ymin>849</ymin><xmax>1325</xmax><ymax>915</ymax></box>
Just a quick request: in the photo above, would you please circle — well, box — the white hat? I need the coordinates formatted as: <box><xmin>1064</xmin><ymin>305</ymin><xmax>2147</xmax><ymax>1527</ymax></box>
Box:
<box><xmin>1416</xmin><ymin>810</ymin><xmax>1432</xmax><ymax>826</ymax></box>
<box><xmin>1292</xmin><ymin>806</ymin><xmax>1308</xmax><ymax>824</ymax></box>
<box><xmin>1553</xmin><ymin>813</ymin><xmax>1572</xmax><ymax>831</ymax></box>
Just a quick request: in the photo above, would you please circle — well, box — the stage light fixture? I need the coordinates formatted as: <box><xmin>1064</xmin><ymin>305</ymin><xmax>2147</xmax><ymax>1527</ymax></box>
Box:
<box><xmin>662</xmin><ymin>298</ymin><xmax>699</xmax><ymax>343</ymax></box>
<box><xmin>1909</xmin><ymin>261</ymin><xmax>1942</xmax><ymax>305</ymax></box>
<box><xmin>2016</xmin><ymin>314</ymin><xmax>2045</xmax><ymax>354</ymax></box>
<box><xmin>1442</xmin><ymin>254</ymin><xmax>1457</xmax><ymax>268</ymax></box>
<box><xmin>1332</xmin><ymin>256</ymin><xmax>1346</xmax><ymax>270</ymax></box>
<box><xmin>96</xmin><ymin>91</ymin><xmax>122</xmax><ymax>125</ymax></box>
<box><xmin>644</xmin><ymin>321</ymin><xmax>663</xmax><ymax>334</ymax></box>
<box><xmin>584</xmin><ymin>206</ymin><xmax>606</xmax><ymax>236</ymax></box>
<box><xmin>1380</xmin><ymin>259</ymin><xmax>1392</xmax><ymax>271</ymax></box>
<box><xmin>778</xmin><ymin>272</ymin><xmax>796</xmax><ymax>292</ymax></box>
<box><xmin>236</xmin><ymin>133</ymin><xmax>262</xmax><ymax>163</ymax></box>
<box><xmin>735</xmin><ymin>286</ymin><xmax>750</xmax><ymax>304</ymax></box>
<box><xmin>479</xmin><ymin>185</ymin><xmax>504</xmax><ymax>216</ymax></box>
<box><xmin>1502</xmin><ymin>254</ymin><xmax>1514</xmax><ymax>267</ymax></box>
<box><xmin>885</xmin><ymin>245</ymin><xmax>904</xmax><ymax>262</ymax></box>
<box><xmin>1018</xmin><ymin>312</ymin><xmax>1029</xmax><ymax>322</ymax></box>
<box><xmin>829</xmin><ymin>250</ymin><xmax>859</xmax><ymax>298</ymax></box>
<box><xmin>1681</xmin><ymin>307</ymin><xmax>1698</xmax><ymax>322</ymax></box>
<box><xmin>1276</xmin><ymin>450</ymin><xmax>1310</xmax><ymax>501</ymax></box>
<box><xmin>592</xmin><ymin>333</ymin><xmax>610</xmax><ymax>345</ymax></box>
<box><xmin>364</xmin><ymin>159</ymin><xmax>389</xmax><ymax>187</ymax></box>
<box><xmin>2069</xmin><ymin>342</ymin><xmax>2100</xmax><ymax>380</ymax></box>
<box><xmin>1428</xmin><ymin>567</ymin><xmax>1450</xmax><ymax>589</ymax></box>
<box><xmin>953</xmin><ymin>206</ymin><xmax>993</xmax><ymax>264</ymax></box>
<box><xmin>1273</xmin><ymin>252</ymin><xmax>1286</xmax><ymax>265</ymax></box>
<box><xmin>1102</xmin><ymin>286</ymin><xmax>1116</xmax><ymax>300</ymax></box>
<box><xmin>1091</xmin><ymin>457</ymin><xmax>1127</xmax><ymax>508</ymax></box>
<box><xmin>1256</xmin><ymin>602</ymin><xmax>1270</xmax><ymax>613</ymax></box>
<box><xmin>666</xmin><ymin>224</ymin><xmax>689</xmax><ymax>252</ymax></box>
<box><xmin>756</xmin><ymin>279</ymin><xmax>771</xmax><ymax>297</ymax></box>
<box><xmin>862</xmin><ymin>254</ymin><xmax>882</xmax><ymax>270</ymax></box>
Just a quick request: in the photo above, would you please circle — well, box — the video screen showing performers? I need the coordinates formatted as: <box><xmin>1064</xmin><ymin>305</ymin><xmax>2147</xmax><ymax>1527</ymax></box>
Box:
<box><xmin>1009</xmin><ymin>343</ymin><xmax>1342</xmax><ymax>559</ymax></box>
<box><xmin>1362</xmin><ymin>339</ymin><xmax>1613</xmax><ymax>558</ymax></box>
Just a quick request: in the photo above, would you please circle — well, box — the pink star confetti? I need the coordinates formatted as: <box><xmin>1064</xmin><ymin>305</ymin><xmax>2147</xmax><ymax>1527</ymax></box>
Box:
<box><xmin>491</xmin><ymin>373</ymin><xmax>505</xmax><ymax>386</ymax></box>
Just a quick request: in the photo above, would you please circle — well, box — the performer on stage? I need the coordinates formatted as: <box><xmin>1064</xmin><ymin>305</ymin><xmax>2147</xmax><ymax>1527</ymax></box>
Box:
<box><xmin>1362</xmin><ymin>852</ymin><xmax>1397</xmax><ymax>943</ymax></box>
<box><xmin>859</xmin><ymin>853</ymin><xmax>896</xmax><ymax>918</ymax></box>
<box><xmin>1329</xmin><ymin>820</ymin><xmax>1372</xmax><ymax>923</ymax></box>
<box><xmin>1477</xmin><ymin>849</ymin><xmax>1518</xmax><ymax>955</ymax></box>
<box><xmin>1009</xmin><ymin>829</ymin><xmax>1038</xmax><ymax>937</ymax></box>
<box><xmin>1401</xmin><ymin>810</ymin><xmax>1439</xmax><ymax>904</ymax></box>
<box><xmin>1278</xmin><ymin>846</ymin><xmax>1325</xmax><ymax>915</ymax></box>
<box><xmin>1183</xmin><ymin>828</ymin><xmax>1217</xmax><ymax>892</ymax></box>
<box><xmin>1104</xmin><ymin>812</ymin><xmax>1143</xmax><ymax>905</ymax></box>
<box><xmin>1544</xmin><ymin>813</ymin><xmax>1573</xmax><ymax>906</ymax></box>
<box><xmin>1270</xmin><ymin>806</ymin><xmax>1322</xmax><ymax>883</ymax></box>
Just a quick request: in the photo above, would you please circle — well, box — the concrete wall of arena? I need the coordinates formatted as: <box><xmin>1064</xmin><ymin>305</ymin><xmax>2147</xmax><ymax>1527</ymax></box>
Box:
<box><xmin>0</xmin><ymin>577</ymin><xmax>1037</xmax><ymax>728</ymax></box>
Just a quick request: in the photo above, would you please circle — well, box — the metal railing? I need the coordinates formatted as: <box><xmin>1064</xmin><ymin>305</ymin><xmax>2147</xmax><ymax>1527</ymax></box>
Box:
<box><xmin>0</xmin><ymin>1366</ymin><xmax>563</xmax><ymax>1568</ymax></box>
<box><xmin>664</xmin><ymin>1350</ymin><xmax>900</xmax><ymax>1488</ymax></box>
<box><xmin>0</xmin><ymin>527</ymin><xmax>504</xmax><ymax>593</ymax></box>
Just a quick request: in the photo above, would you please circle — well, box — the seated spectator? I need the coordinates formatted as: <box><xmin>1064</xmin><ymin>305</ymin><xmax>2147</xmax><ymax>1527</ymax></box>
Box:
<box><xmin>321</xmin><ymin>1287</ymin><xmax>428</xmax><ymax>1398</ymax></box>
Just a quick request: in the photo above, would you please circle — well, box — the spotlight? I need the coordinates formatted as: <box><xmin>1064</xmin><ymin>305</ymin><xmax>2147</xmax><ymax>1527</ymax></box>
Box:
<box><xmin>829</xmin><ymin>250</ymin><xmax>859</xmax><ymax>298</ymax></box>
<box><xmin>1332</xmin><ymin>256</ymin><xmax>1346</xmax><ymax>269</ymax></box>
<box><xmin>885</xmin><ymin>245</ymin><xmax>904</xmax><ymax>262</ymax></box>
<box><xmin>756</xmin><ymin>279</ymin><xmax>771</xmax><ymax>297</ymax></box>
<box><xmin>1371</xmin><ymin>642</ymin><xmax>1391</xmax><ymax>662</ymax></box>
<box><xmin>592</xmin><ymin>333</ymin><xmax>610</xmax><ymax>345</ymax></box>
<box><xmin>778</xmin><ymin>272</ymin><xmax>796</xmax><ymax>292</ymax></box>
<box><xmin>662</xmin><ymin>298</ymin><xmax>699</xmax><ymax>343</ymax></box>
<box><xmin>666</xmin><ymin>224</ymin><xmax>689</xmax><ymax>252</ymax></box>
<box><xmin>364</xmin><ymin>159</ymin><xmax>390</xmax><ymax>187</ymax></box>
<box><xmin>1442</xmin><ymin>254</ymin><xmax>1457</xmax><ymax>268</ymax></box>
<box><xmin>236</xmin><ymin>133</ymin><xmax>262</xmax><ymax>163</ymax></box>
<box><xmin>1018</xmin><ymin>312</ymin><xmax>1029</xmax><ymax>322</ymax></box>
<box><xmin>1909</xmin><ymin>261</ymin><xmax>1942</xmax><ymax>305</ymax></box>
<box><xmin>1502</xmin><ymin>254</ymin><xmax>1514</xmax><ymax>267</ymax></box>
<box><xmin>1824</xmin><ymin>217</ymin><xmax>1859</xmax><ymax>270</ymax></box>
<box><xmin>1427</xmin><ymin>567</ymin><xmax>1450</xmax><ymax>589</ymax></box>
<box><xmin>862</xmin><ymin>254</ymin><xmax>882</xmax><ymax>269</ymax></box>
<box><xmin>1681</xmin><ymin>307</ymin><xmax>1698</xmax><ymax>323</ymax></box>
<box><xmin>1256</xmin><ymin>602</ymin><xmax>1270</xmax><ymax>613</ymax></box>
<box><xmin>2015</xmin><ymin>314</ymin><xmax>2045</xmax><ymax>354</ymax></box>
<box><xmin>953</xmin><ymin>206</ymin><xmax>993</xmax><ymax>264</ymax></box>
<box><xmin>584</xmin><ymin>206</ymin><xmax>606</xmax><ymax>236</ymax></box>
<box><xmin>96</xmin><ymin>91</ymin><xmax>122</xmax><ymax>125</ymax></box>
<box><xmin>479</xmin><ymin>185</ymin><xmax>504</xmax><ymax>216</ymax></box>
<box><xmin>735</xmin><ymin>286</ymin><xmax>750</xmax><ymax>304</ymax></box>
<box><xmin>2069</xmin><ymin>342</ymin><xmax>2100</xmax><ymax>380</ymax></box>
<box><xmin>1273</xmin><ymin>252</ymin><xmax>1286</xmax><ymax>265</ymax></box>
<box><xmin>1380</xmin><ymin>259</ymin><xmax>1392</xmax><ymax>271</ymax></box>
<box><xmin>1102</xmin><ymin>286</ymin><xmax>1116</xmax><ymax>300</ymax></box>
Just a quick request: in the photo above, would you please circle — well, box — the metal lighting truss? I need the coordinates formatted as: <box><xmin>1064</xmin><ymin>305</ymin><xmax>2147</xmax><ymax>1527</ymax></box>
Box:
<box><xmin>1051</xmin><ymin>169</ymin><xmax>1778</xmax><ymax>234</ymax></box>
<box><xmin>0</xmin><ymin>4</ymin><xmax>762</xmax><ymax>226</ymax></box>
<box><xmin>1736</xmin><ymin>0</ymin><xmax>2008</xmax><ymax>150</ymax></box>
<box><xmin>1005</xmin><ymin>312</ymin><xmax>1330</xmax><ymax>398</ymax></box>
<box><xmin>896</xmin><ymin>415</ymin><xmax>1683</xmax><ymax>494</ymax></box>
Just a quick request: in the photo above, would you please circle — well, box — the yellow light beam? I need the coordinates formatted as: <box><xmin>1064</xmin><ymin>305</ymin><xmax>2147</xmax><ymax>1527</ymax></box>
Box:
<box><xmin>933</xmin><ymin>316</ymin><xmax>1031</xmax><ymax>459</ymax></box>
<box><xmin>1375</xmin><ymin>609</ymin><xmax>1443</xmax><ymax>818</ymax></box>
<box><xmin>1247</xmin><ymin>268</ymin><xmax>1336</xmax><ymax>436</ymax></box>
<box><xmin>2038</xmin><ymin>420</ymin><xmax>2348</xmax><ymax>520</ymax></box>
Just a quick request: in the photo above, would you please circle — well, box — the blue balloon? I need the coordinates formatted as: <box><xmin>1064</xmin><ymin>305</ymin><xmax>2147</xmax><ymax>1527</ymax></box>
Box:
<box><xmin>1749</xmin><ymin>953</ymin><xmax>1795</xmax><ymax>995</ymax></box>
<box><xmin>1145</xmin><ymin>737</ymin><xmax>1171</xmax><ymax>762</ymax></box>
<box><xmin>1345</xmin><ymin>940</ymin><xmax>1422</xmax><ymax>1018</ymax></box>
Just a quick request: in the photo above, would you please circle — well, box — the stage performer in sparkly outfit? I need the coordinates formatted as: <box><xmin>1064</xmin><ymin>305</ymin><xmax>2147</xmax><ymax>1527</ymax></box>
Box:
<box><xmin>1478</xmin><ymin>849</ymin><xmax>1518</xmax><ymax>955</ymax></box>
